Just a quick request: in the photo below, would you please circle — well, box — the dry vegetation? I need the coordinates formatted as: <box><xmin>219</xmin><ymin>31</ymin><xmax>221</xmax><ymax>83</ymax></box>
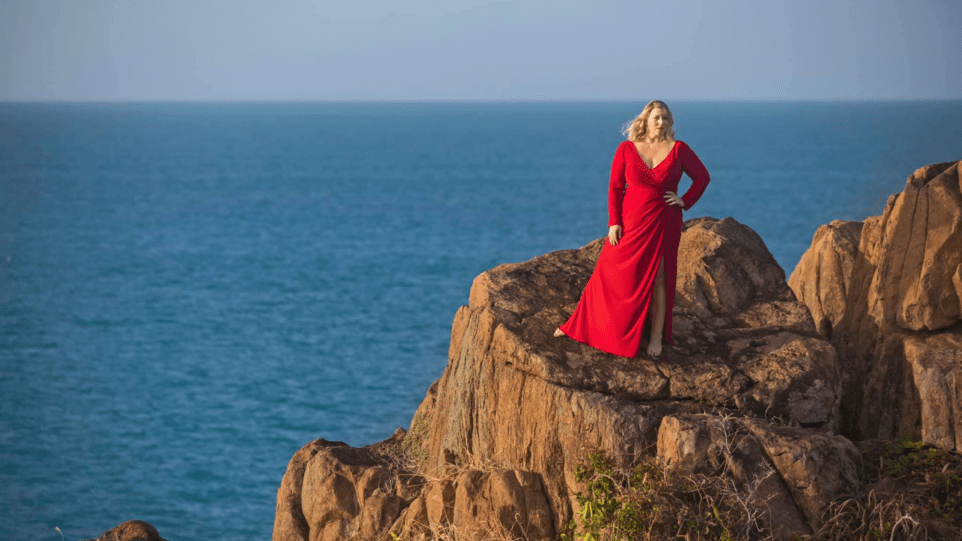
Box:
<box><xmin>372</xmin><ymin>412</ymin><xmax>538</xmax><ymax>541</ymax></box>
<box><xmin>560</xmin><ymin>415</ymin><xmax>778</xmax><ymax>541</ymax></box>
<box><xmin>562</xmin><ymin>427</ymin><xmax>962</xmax><ymax>541</ymax></box>
<box><xmin>807</xmin><ymin>433</ymin><xmax>962</xmax><ymax>541</ymax></box>
<box><xmin>374</xmin><ymin>412</ymin><xmax>962</xmax><ymax>541</ymax></box>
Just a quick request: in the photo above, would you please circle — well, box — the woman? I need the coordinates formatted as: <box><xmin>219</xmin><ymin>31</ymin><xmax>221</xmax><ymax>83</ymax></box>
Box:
<box><xmin>554</xmin><ymin>100</ymin><xmax>711</xmax><ymax>358</ymax></box>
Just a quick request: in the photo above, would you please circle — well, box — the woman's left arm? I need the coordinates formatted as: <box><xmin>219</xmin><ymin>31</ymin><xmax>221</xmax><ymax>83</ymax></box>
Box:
<box><xmin>679</xmin><ymin>142</ymin><xmax>711</xmax><ymax>211</ymax></box>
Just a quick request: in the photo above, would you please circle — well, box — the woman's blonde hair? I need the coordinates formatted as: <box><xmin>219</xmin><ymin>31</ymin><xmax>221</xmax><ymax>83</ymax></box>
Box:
<box><xmin>622</xmin><ymin>100</ymin><xmax>675</xmax><ymax>142</ymax></box>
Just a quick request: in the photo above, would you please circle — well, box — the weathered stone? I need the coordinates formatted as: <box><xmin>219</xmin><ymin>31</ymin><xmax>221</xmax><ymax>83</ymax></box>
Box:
<box><xmin>657</xmin><ymin>413</ymin><xmax>863</xmax><ymax>539</ymax></box>
<box><xmin>790</xmin><ymin>160</ymin><xmax>962</xmax><ymax>450</ymax></box>
<box><xmin>730</xmin><ymin>332</ymin><xmax>841</xmax><ymax>426</ymax></box>
<box><xmin>272</xmin><ymin>433</ymin><xmax>409</xmax><ymax>541</ymax></box>
<box><xmin>389</xmin><ymin>494</ymin><xmax>428</xmax><ymax>539</ymax></box>
<box><xmin>788</xmin><ymin>220</ymin><xmax>863</xmax><ymax>338</ymax></box>
<box><xmin>657</xmin><ymin>414</ymin><xmax>811</xmax><ymax>541</ymax></box>
<box><xmin>424</xmin><ymin>478</ymin><xmax>455</xmax><ymax>527</ymax></box>
<box><xmin>357</xmin><ymin>492</ymin><xmax>403</xmax><ymax>540</ymax></box>
<box><xmin>86</xmin><ymin>520</ymin><xmax>167</xmax><ymax>541</ymax></box>
<box><xmin>740</xmin><ymin>418</ymin><xmax>863</xmax><ymax>528</ymax></box>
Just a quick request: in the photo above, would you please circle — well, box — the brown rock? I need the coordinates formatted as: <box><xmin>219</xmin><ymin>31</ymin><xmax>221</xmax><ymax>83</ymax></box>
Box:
<box><xmin>357</xmin><ymin>493</ymin><xmax>404</xmax><ymax>540</ymax></box>
<box><xmin>448</xmin><ymin>469</ymin><xmax>553</xmax><ymax>541</ymax></box>
<box><xmin>729</xmin><ymin>332</ymin><xmax>840</xmax><ymax>426</ymax></box>
<box><xmin>740</xmin><ymin>417</ymin><xmax>863</xmax><ymax>528</ymax></box>
<box><xmin>414</xmin><ymin>216</ymin><xmax>841</xmax><ymax>534</ymax></box>
<box><xmin>88</xmin><ymin>520</ymin><xmax>167</xmax><ymax>541</ymax></box>
<box><xmin>383</xmin><ymin>467</ymin><xmax>554</xmax><ymax>541</ymax></box>
<box><xmin>272</xmin><ymin>433</ymin><xmax>409</xmax><ymax>541</ymax></box>
<box><xmin>676</xmin><ymin>217</ymin><xmax>788</xmax><ymax>319</ymax></box>
<box><xmin>788</xmin><ymin>219</ymin><xmax>863</xmax><ymax>338</ymax></box>
<box><xmin>881</xmin><ymin>162</ymin><xmax>962</xmax><ymax>331</ymax></box>
<box><xmin>904</xmin><ymin>334</ymin><xmax>962</xmax><ymax>450</ymax></box>
<box><xmin>790</xmin><ymin>160</ymin><xmax>962</xmax><ymax>450</ymax></box>
<box><xmin>424</xmin><ymin>478</ymin><xmax>455</xmax><ymax>526</ymax></box>
<box><xmin>657</xmin><ymin>414</ymin><xmax>864</xmax><ymax>539</ymax></box>
<box><xmin>390</xmin><ymin>495</ymin><xmax>428</xmax><ymax>539</ymax></box>
<box><xmin>657</xmin><ymin>414</ymin><xmax>810</xmax><ymax>540</ymax></box>
<box><xmin>274</xmin><ymin>216</ymin><xmax>850</xmax><ymax>540</ymax></box>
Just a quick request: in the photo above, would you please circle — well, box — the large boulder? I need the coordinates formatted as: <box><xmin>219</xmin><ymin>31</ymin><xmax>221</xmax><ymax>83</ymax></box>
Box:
<box><xmin>271</xmin><ymin>430</ymin><xmax>555</xmax><ymax>541</ymax></box>
<box><xmin>272</xmin><ymin>433</ymin><xmax>410</xmax><ymax>541</ymax></box>
<box><xmin>787</xmin><ymin>219</ymin><xmax>863</xmax><ymax>339</ymax></box>
<box><xmin>657</xmin><ymin>413</ymin><xmax>863</xmax><ymax>540</ymax></box>
<box><xmin>790</xmin><ymin>160</ymin><xmax>962</xmax><ymax>449</ymax></box>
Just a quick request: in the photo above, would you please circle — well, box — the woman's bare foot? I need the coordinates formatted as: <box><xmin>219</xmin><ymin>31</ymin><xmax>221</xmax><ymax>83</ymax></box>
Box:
<box><xmin>647</xmin><ymin>337</ymin><xmax>662</xmax><ymax>358</ymax></box>
<box><xmin>553</xmin><ymin>328</ymin><xmax>565</xmax><ymax>338</ymax></box>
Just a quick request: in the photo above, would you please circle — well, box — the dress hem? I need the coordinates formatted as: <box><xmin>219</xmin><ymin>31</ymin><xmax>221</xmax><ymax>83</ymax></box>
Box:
<box><xmin>558</xmin><ymin>324</ymin><xmax>676</xmax><ymax>357</ymax></box>
<box><xmin>557</xmin><ymin>326</ymin><xmax>638</xmax><ymax>358</ymax></box>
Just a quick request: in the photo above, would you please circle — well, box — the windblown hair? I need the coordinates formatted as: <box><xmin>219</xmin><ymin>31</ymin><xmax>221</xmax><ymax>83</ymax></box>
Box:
<box><xmin>622</xmin><ymin>100</ymin><xmax>675</xmax><ymax>142</ymax></box>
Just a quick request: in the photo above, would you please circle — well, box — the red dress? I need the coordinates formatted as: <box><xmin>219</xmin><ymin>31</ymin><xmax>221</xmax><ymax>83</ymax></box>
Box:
<box><xmin>558</xmin><ymin>139</ymin><xmax>711</xmax><ymax>357</ymax></box>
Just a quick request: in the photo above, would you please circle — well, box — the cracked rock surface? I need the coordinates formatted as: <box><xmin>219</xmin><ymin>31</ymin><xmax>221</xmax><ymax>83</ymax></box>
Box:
<box><xmin>790</xmin><ymin>160</ymin><xmax>962</xmax><ymax>450</ymax></box>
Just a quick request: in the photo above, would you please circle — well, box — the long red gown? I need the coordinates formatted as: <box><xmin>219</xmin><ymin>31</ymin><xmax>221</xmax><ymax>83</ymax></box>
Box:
<box><xmin>558</xmin><ymin>139</ymin><xmax>711</xmax><ymax>357</ymax></box>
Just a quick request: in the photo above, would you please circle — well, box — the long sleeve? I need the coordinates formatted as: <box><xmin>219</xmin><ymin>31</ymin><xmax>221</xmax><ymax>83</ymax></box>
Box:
<box><xmin>607</xmin><ymin>142</ymin><xmax>627</xmax><ymax>227</ymax></box>
<box><xmin>680</xmin><ymin>142</ymin><xmax>711</xmax><ymax>211</ymax></box>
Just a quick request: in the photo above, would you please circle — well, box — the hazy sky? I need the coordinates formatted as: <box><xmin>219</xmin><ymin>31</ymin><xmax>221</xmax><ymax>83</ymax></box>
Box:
<box><xmin>1</xmin><ymin>0</ymin><xmax>959</xmax><ymax>101</ymax></box>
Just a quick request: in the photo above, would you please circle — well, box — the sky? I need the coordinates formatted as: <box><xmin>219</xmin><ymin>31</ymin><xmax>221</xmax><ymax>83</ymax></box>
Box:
<box><xmin>0</xmin><ymin>0</ymin><xmax>959</xmax><ymax>102</ymax></box>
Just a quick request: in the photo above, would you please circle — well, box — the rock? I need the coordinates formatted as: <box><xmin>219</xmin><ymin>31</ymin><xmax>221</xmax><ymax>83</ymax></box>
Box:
<box><xmin>738</xmin><ymin>418</ymin><xmax>863</xmax><ymax>528</ymax></box>
<box><xmin>274</xmin><ymin>216</ymin><xmax>855</xmax><ymax>540</ymax></box>
<box><xmin>656</xmin><ymin>414</ymin><xmax>811</xmax><ymax>540</ymax></box>
<box><xmin>789</xmin><ymin>160</ymin><xmax>962</xmax><ymax>450</ymax></box>
<box><xmin>676</xmin><ymin>217</ymin><xmax>788</xmax><ymax>319</ymax></box>
<box><xmin>272</xmin><ymin>432</ymin><xmax>408</xmax><ymax>541</ymax></box>
<box><xmin>788</xmin><ymin>220</ymin><xmax>863</xmax><ymax>339</ymax></box>
<box><xmin>656</xmin><ymin>413</ymin><xmax>864</xmax><ymax>540</ymax></box>
<box><xmin>385</xmin><ymin>467</ymin><xmax>553</xmax><ymax>541</ymax></box>
<box><xmin>881</xmin><ymin>162</ymin><xmax>962</xmax><ymax>331</ymax></box>
<box><xmin>413</xmin><ymin>216</ymin><xmax>845</xmax><ymax>535</ymax></box>
<box><xmin>272</xmin><ymin>429</ymin><xmax>554</xmax><ymax>541</ymax></box>
<box><xmin>84</xmin><ymin>520</ymin><xmax>167</xmax><ymax>541</ymax></box>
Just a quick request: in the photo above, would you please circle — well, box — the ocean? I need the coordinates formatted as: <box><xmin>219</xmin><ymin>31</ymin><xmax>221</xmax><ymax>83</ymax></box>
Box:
<box><xmin>1</xmin><ymin>100</ymin><xmax>960</xmax><ymax>540</ymax></box>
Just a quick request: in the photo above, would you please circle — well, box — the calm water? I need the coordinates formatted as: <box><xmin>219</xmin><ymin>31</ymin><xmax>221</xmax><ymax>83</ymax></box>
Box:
<box><xmin>1</xmin><ymin>101</ymin><xmax>960</xmax><ymax>540</ymax></box>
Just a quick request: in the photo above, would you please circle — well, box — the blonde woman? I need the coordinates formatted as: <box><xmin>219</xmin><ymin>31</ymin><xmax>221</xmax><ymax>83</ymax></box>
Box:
<box><xmin>555</xmin><ymin>100</ymin><xmax>711</xmax><ymax>358</ymax></box>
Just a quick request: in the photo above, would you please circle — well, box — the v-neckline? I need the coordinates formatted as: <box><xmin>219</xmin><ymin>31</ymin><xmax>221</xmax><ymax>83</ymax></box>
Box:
<box><xmin>632</xmin><ymin>140</ymin><xmax>678</xmax><ymax>171</ymax></box>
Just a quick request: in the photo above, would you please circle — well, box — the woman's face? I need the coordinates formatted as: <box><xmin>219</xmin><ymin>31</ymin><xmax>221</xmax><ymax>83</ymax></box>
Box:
<box><xmin>646</xmin><ymin>108</ymin><xmax>668</xmax><ymax>138</ymax></box>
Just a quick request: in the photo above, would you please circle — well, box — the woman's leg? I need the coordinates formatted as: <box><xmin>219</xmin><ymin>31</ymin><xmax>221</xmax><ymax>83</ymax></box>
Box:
<box><xmin>647</xmin><ymin>256</ymin><xmax>666</xmax><ymax>357</ymax></box>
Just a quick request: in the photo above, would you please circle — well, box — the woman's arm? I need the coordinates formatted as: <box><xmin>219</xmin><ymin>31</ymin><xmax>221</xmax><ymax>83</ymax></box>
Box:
<box><xmin>680</xmin><ymin>142</ymin><xmax>711</xmax><ymax>210</ymax></box>
<box><xmin>608</xmin><ymin>142</ymin><xmax>627</xmax><ymax>226</ymax></box>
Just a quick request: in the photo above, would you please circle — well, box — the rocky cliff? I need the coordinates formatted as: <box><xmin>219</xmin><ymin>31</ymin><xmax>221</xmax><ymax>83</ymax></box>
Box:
<box><xmin>272</xmin><ymin>216</ymin><xmax>877</xmax><ymax>541</ymax></box>
<box><xmin>272</xmin><ymin>160</ymin><xmax>962</xmax><ymax>540</ymax></box>
<box><xmin>789</xmin><ymin>160</ymin><xmax>962</xmax><ymax>450</ymax></box>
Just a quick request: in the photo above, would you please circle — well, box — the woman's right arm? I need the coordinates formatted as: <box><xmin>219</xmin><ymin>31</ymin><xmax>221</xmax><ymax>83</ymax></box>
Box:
<box><xmin>607</xmin><ymin>142</ymin><xmax>626</xmax><ymax>245</ymax></box>
<box><xmin>608</xmin><ymin>142</ymin><xmax>627</xmax><ymax>228</ymax></box>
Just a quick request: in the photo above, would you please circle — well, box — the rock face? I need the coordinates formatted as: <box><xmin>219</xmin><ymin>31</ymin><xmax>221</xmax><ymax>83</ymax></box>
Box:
<box><xmin>272</xmin><ymin>434</ymin><xmax>408</xmax><ymax>541</ymax></box>
<box><xmin>786</xmin><ymin>219</ymin><xmax>863</xmax><ymax>339</ymax></box>
<box><xmin>657</xmin><ymin>413</ymin><xmax>863</xmax><ymax>538</ymax></box>
<box><xmin>274</xmin><ymin>216</ymin><xmax>864</xmax><ymax>540</ymax></box>
<box><xmin>272</xmin><ymin>431</ymin><xmax>555</xmax><ymax>541</ymax></box>
<box><xmin>790</xmin><ymin>160</ymin><xmax>962</xmax><ymax>450</ymax></box>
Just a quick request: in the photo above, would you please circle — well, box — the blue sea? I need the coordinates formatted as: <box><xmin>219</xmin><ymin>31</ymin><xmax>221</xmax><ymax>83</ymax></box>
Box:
<box><xmin>1</xmin><ymin>101</ymin><xmax>960</xmax><ymax>541</ymax></box>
